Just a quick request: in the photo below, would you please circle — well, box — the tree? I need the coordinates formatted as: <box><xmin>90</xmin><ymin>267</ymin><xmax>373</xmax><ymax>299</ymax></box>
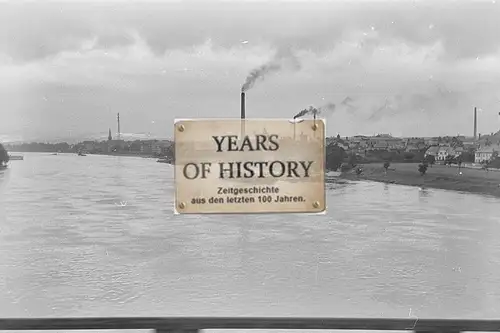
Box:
<box><xmin>383</xmin><ymin>161</ymin><xmax>390</xmax><ymax>173</ymax></box>
<box><xmin>487</xmin><ymin>151</ymin><xmax>500</xmax><ymax>169</ymax></box>
<box><xmin>0</xmin><ymin>143</ymin><xmax>9</xmax><ymax>165</ymax></box>
<box><xmin>425</xmin><ymin>155</ymin><xmax>436</xmax><ymax>166</ymax></box>
<box><xmin>460</xmin><ymin>150</ymin><xmax>475</xmax><ymax>163</ymax></box>
<box><xmin>404</xmin><ymin>152</ymin><xmax>415</xmax><ymax>160</ymax></box>
<box><xmin>492</xmin><ymin>151</ymin><xmax>499</xmax><ymax>161</ymax></box>
<box><xmin>348</xmin><ymin>153</ymin><xmax>358</xmax><ymax>167</ymax></box>
<box><xmin>165</xmin><ymin>143</ymin><xmax>175</xmax><ymax>162</ymax></box>
<box><xmin>418</xmin><ymin>163</ymin><xmax>428</xmax><ymax>175</ymax></box>
<box><xmin>326</xmin><ymin>144</ymin><xmax>347</xmax><ymax>171</ymax></box>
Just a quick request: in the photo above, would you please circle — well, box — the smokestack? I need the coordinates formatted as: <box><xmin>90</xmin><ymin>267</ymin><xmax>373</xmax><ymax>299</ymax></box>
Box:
<box><xmin>117</xmin><ymin>112</ymin><xmax>121</xmax><ymax>140</ymax></box>
<box><xmin>474</xmin><ymin>107</ymin><xmax>477</xmax><ymax>140</ymax></box>
<box><xmin>241</xmin><ymin>92</ymin><xmax>246</xmax><ymax>119</ymax></box>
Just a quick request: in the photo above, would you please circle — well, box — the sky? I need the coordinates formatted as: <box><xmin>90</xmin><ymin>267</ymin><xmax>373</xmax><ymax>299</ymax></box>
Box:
<box><xmin>1</xmin><ymin>0</ymin><xmax>500</xmax><ymax>142</ymax></box>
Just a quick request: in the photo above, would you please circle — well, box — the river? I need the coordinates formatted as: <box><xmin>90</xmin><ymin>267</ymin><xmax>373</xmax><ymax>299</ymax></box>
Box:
<box><xmin>1</xmin><ymin>153</ymin><xmax>500</xmax><ymax>322</ymax></box>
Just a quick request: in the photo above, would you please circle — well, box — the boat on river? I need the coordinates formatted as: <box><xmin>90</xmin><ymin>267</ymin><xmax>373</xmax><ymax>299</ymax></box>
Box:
<box><xmin>8</xmin><ymin>155</ymin><xmax>24</xmax><ymax>160</ymax></box>
<box><xmin>157</xmin><ymin>157</ymin><xmax>173</xmax><ymax>164</ymax></box>
<box><xmin>326</xmin><ymin>170</ymin><xmax>342</xmax><ymax>177</ymax></box>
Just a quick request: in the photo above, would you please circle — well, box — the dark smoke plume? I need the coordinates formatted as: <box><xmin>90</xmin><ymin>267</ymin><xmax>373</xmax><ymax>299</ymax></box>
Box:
<box><xmin>241</xmin><ymin>62</ymin><xmax>282</xmax><ymax>92</ymax></box>
<box><xmin>293</xmin><ymin>103</ymin><xmax>336</xmax><ymax>119</ymax></box>
<box><xmin>241</xmin><ymin>47</ymin><xmax>301</xmax><ymax>92</ymax></box>
<box><xmin>293</xmin><ymin>106</ymin><xmax>316</xmax><ymax>119</ymax></box>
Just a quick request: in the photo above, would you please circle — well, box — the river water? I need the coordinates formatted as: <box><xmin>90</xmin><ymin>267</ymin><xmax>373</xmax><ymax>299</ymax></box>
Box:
<box><xmin>1</xmin><ymin>153</ymin><xmax>500</xmax><ymax>322</ymax></box>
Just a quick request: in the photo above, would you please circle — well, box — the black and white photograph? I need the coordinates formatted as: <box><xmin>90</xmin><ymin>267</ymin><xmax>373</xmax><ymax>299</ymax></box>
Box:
<box><xmin>1</xmin><ymin>0</ymin><xmax>500</xmax><ymax>332</ymax></box>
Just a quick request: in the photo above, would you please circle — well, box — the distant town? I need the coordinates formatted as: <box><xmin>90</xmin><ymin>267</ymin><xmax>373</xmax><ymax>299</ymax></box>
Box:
<box><xmin>5</xmin><ymin>108</ymin><xmax>500</xmax><ymax>169</ymax></box>
<box><xmin>4</xmin><ymin>129</ymin><xmax>500</xmax><ymax>167</ymax></box>
<box><xmin>4</xmin><ymin>129</ymin><xmax>174</xmax><ymax>158</ymax></box>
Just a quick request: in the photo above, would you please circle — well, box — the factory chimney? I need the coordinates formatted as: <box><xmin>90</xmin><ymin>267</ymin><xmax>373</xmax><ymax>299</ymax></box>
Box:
<box><xmin>240</xmin><ymin>92</ymin><xmax>246</xmax><ymax>137</ymax></box>
<box><xmin>474</xmin><ymin>107</ymin><xmax>477</xmax><ymax>140</ymax></box>
<box><xmin>240</xmin><ymin>92</ymin><xmax>246</xmax><ymax>120</ymax></box>
<box><xmin>117</xmin><ymin>113</ymin><xmax>121</xmax><ymax>140</ymax></box>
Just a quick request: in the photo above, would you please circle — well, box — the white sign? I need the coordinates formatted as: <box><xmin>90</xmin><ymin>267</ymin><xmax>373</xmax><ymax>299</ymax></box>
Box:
<box><xmin>174</xmin><ymin>119</ymin><xmax>326</xmax><ymax>214</ymax></box>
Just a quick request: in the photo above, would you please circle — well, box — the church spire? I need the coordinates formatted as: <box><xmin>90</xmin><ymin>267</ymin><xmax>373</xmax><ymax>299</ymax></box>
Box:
<box><xmin>108</xmin><ymin>128</ymin><xmax>112</xmax><ymax>141</ymax></box>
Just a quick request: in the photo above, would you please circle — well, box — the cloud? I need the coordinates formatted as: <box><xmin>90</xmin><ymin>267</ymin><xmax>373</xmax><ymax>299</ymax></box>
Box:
<box><xmin>1</xmin><ymin>1</ymin><xmax>500</xmax><ymax>62</ymax></box>
<box><xmin>1</xmin><ymin>1</ymin><xmax>500</xmax><ymax>140</ymax></box>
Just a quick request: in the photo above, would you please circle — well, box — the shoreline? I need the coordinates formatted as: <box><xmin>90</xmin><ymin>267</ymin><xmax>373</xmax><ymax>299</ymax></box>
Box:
<box><xmin>94</xmin><ymin>152</ymin><xmax>158</xmax><ymax>158</ymax></box>
<box><xmin>340</xmin><ymin>163</ymin><xmax>500</xmax><ymax>198</ymax></box>
<box><xmin>19</xmin><ymin>151</ymin><xmax>161</xmax><ymax>159</ymax></box>
<box><xmin>10</xmin><ymin>152</ymin><xmax>500</xmax><ymax>197</ymax></box>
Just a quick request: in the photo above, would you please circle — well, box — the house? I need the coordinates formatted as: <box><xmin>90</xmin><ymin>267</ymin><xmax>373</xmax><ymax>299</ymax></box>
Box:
<box><xmin>454</xmin><ymin>147</ymin><xmax>465</xmax><ymax>155</ymax></box>
<box><xmin>140</xmin><ymin>140</ymin><xmax>156</xmax><ymax>154</ymax></box>
<box><xmin>348</xmin><ymin>142</ymin><xmax>360</xmax><ymax>149</ymax></box>
<box><xmin>462</xmin><ymin>141</ymin><xmax>478</xmax><ymax>150</ymax></box>
<box><xmin>152</xmin><ymin>140</ymin><xmax>172</xmax><ymax>156</ymax></box>
<box><xmin>436</xmin><ymin>146</ymin><xmax>456</xmax><ymax>161</ymax></box>
<box><xmin>107</xmin><ymin>139</ymin><xmax>125</xmax><ymax>153</ymax></box>
<box><xmin>474</xmin><ymin>144</ymin><xmax>500</xmax><ymax>163</ymax></box>
<box><xmin>424</xmin><ymin>146</ymin><xmax>439</xmax><ymax>158</ymax></box>
<box><xmin>351</xmin><ymin>135</ymin><xmax>369</xmax><ymax>143</ymax></box>
<box><xmin>405</xmin><ymin>144</ymin><xmax>421</xmax><ymax>153</ymax></box>
<box><xmin>373</xmin><ymin>142</ymin><xmax>388</xmax><ymax>150</ymax></box>
<box><xmin>391</xmin><ymin>140</ymin><xmax>406</xmax><ymax>150</ymax></box>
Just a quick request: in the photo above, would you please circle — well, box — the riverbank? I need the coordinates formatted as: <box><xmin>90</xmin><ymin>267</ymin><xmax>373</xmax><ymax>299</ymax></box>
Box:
<box><xmin>94</xmin><ymin>152</ymin><xmax>157</xmax><ymax>158</ymax></box>
<box><xmin>6</xmin><ymin>151</ymin><xmax>157</xmax><ymax>158</ymax></box>
<box><xmin>341</xmin><ymin>162</ymin><xmax>500</xmax><ymax>198</ymax></box>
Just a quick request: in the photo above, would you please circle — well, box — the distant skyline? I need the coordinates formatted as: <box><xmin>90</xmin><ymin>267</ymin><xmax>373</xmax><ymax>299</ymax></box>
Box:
<box><xmin>1</xmin><ymin>0</ymin><xmax>500</xmax><ymax>142</ymax></box>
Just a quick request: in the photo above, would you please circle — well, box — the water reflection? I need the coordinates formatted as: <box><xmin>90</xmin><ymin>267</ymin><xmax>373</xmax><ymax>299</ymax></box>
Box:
<box><xmin>0</xmin><ymin>168</ymin><xmax>11</xmax><ymax>189</ymax></box>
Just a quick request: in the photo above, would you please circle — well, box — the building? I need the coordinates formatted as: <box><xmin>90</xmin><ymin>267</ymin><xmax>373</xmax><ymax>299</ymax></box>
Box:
<box><xmin>152</xmin><ymin>140</ymin><xmax>172</xmax><ymax>156</ymax></box>
<box><xmin>140</xmin><ymin>140</ymin><xmax>156</xmax><ymax>154</ymax></box>
<box><xmin>462</xmin><ymin>141</ymin><xmax>478</xmax><ymax>150</ymax></box>
<box><xmin>367</xmin><ymin>134</ymin><xmax>402</xmax><ymax>147</ymax></box>
<box><xmin>475</xmin><ymin>144</ymin><xmax>500</xmax><ymax>163</ymax></box>
<box><xmin>405</xmin><ymin>143</ymin><xmax>424</xmax><ymax>153</ymax></box>
<box><xmin>372</xmin><ymin>142</ymin><xmax>388</xmax><ymax>151</ymax></box>
<box><xmin>424</xmin><ymin>146</ymin><xmax>439</xmax><ymax>158</ymax></box>
<box><xmin>128</xmin><ymin>140</ymin><xmax>143</xmax><ymax>153</ymax></box>
<box><xmin>107</xmin><ymin>140</ymin><xmax>125</xmax><ymax>153</ymax></box>
<box><xmin>82</xmin><ymin>141</ymin><xmax>96</xmax><ymax>152</ymax></box>
<box><xmin>423</xmin><ymin>138</ymin><xmax>439</xmax><ymax>146</ymax></box>
<box><xmin>436</xmin><ymin>146</ymin><xmax>457</xmax><ymax>161</ymax></box>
